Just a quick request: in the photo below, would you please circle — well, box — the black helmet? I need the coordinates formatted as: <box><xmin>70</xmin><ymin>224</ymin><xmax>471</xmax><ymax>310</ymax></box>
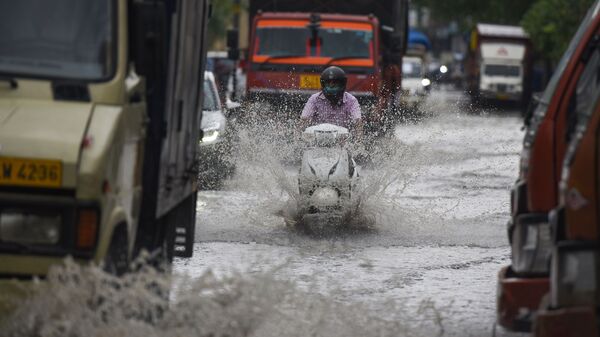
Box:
<box><xmin>320</xmin><ymin>66</ymin><xmax>347</xmax><ymax>104</ymax></box>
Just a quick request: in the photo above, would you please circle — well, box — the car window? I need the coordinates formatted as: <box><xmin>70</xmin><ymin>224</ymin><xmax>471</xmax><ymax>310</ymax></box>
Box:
<box><xmin>203</xmin><ymin>79</ymin><xmax>219</xmax><ymax>111</ymax></box>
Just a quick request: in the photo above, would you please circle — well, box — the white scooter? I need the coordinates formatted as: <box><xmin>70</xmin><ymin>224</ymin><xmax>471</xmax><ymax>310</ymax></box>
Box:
<box><xmin>297</xmin><ymin>123</ymin><xmax>360</xmax><ymax>227</ymax></box>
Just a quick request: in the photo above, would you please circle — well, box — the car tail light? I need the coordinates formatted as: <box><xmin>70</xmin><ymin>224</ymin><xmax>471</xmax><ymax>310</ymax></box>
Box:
<box><xmin>511</xmin><ymin>213</ymin><xmax>552</xmax><ymax>274</ymax></box>
<box><xmin>551</xmin><ymin>244</ymin><xmax>597</xmax><ymax>308</ymax></box>
<box><xmin>76</xmin><ymin>209</ymin><xmax>99</xmax><ymax>249</ymax></box>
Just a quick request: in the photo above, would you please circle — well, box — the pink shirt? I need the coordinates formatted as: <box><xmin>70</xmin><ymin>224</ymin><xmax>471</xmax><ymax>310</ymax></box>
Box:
<box><xmin>301</xmin><ymin>92</ymin><xmax>362</xmax><ymax>128</ymax></box>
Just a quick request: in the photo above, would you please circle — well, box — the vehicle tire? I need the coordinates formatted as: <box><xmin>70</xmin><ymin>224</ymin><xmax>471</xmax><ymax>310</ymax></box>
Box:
<box><xmin>104</xmin><ymin>224</ymin><xmax>130</xmax><ymax>276</ymax></box>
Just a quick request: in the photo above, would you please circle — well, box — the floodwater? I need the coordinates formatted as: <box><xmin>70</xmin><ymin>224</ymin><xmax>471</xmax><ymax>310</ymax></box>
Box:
<box><xmin>2</xmin><ymin>87</ymin><xmax>528</xmax><ymax>337</ymax></box>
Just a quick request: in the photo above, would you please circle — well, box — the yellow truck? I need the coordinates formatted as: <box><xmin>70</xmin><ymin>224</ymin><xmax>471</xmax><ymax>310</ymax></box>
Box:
<box><xmin>0</xmin><ymin>0</ymin><xmax>210</xmax><ymax>311</ymax></box>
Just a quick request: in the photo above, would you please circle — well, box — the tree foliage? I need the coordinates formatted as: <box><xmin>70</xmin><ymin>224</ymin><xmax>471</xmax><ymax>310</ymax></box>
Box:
<box><xmin>208</xmin><ymin>0</ymin><xmax>236</xmax><ymax>49</ymax></box>
<box><xmin>412</xmin><ymin>0</ymin><xmax>536</xmax><ymax>28</ymax></box>
<box><xmin>521</xmin><ymin>0</ymin><xmax>594</xmax><ymax>63</ymax></box>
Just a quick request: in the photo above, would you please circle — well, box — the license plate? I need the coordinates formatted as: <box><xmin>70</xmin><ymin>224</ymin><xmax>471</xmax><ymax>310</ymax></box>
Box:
<box><xmin>299</xmin><ymin>75</ymin><xmax>321</xmax><ymax>89</ymax></box>
<box><xmin>497</xmin><ymin>94</ymin><xmax>508</xmax><ymax>100</ymax></box>
<box><xmin>0</xmin><ymin>157</ymin><xmax>62</xmax><ymax>188</ymax></box>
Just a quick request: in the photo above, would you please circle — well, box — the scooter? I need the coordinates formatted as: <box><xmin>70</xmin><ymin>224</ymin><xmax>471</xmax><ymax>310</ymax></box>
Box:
<box><xmin>297</xmin><ymin>123</ymin><xmax>360</xmax><ymax>227</ymax></box>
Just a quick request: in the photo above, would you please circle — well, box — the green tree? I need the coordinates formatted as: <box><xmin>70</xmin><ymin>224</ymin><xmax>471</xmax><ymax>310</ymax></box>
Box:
<box><xmin>521</xmin><ymin>0</ymin><xmax>594</xmax><ymax>63</ymax></box>
<box><xmin>413</xmin><ymin>0</ymin><xmax>536</xmax><ymax>29</ymax></box>
<box><xmin>208</xmin><ymin>0</ymin><xmax>236</xmax><ymax>49</ymax></box>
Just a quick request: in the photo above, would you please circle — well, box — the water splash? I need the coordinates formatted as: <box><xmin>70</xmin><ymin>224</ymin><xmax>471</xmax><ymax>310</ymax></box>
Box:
<box><xmin>2</xmin><ymin>259</ymin><xmax>446</xmax><ymax>337</ymax></box>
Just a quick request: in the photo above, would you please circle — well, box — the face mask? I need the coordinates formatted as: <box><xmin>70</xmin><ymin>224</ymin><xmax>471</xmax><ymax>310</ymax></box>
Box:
<box><xmin>323</xmin><ymin>85</ymin><xmax>343</xmax><ymax>96</ymax></box>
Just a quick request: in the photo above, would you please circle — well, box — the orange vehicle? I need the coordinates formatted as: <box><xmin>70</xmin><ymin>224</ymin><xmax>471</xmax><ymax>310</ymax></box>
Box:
<box><xmin>243</xmin><ymin>0</ymin><xmax>409</xmax><ymax>128</ymax></box>
<box><xmin>534</xmin><ymin>23</ymin><xmax>600</xmax><ymax>336</ymax></box>
<box><xmin>497</xmin><ymin>1</ymin><xmax>600</xmax><ymax>331</ymax></box>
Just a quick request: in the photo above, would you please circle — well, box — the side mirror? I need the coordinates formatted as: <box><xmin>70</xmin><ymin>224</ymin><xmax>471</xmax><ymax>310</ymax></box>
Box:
<box><xmin>227</xmin><ymin>29</ymin><xmax>239</xmax><ymax>60</ymax></box>
<box><xmin>523</xmin><ymin>93</ymin><xmax>542</xmax><ymax>127</ymax></box>
<box><xmin>130</xmin><ymin>1</ymin><xmax>167</xmax><ymax>78</ymax></box>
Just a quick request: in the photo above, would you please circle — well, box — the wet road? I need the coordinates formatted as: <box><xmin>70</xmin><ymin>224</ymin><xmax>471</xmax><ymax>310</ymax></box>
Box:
<box><xmin>174</xmin><ymin>88</ymin><xmax>527</xmax><ymax>336</ymax></box>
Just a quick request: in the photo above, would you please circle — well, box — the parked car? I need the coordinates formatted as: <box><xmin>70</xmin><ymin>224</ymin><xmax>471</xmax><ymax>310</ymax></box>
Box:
<box><xmin>496</xmin><ymin>1</ymin><xmax>600</xmax><ymax>332</ymax></box>
<box><xmin>400</xmin><ymin>55</ymin><xmax>431</xmax><ymax>111</ymax></box>
<box><xmin>198</xmin><ymin>71</ymin><xmax>237</xmax><ymax>189</ymax></box>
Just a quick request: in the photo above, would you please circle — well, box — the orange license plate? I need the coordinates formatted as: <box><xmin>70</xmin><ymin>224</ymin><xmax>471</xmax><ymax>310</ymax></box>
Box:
<box><xmin>299</xmin><ymin>75</ymin><xmax>321</xmax><ymax>89</ymax></box>
<box><xmin>0</xmin><ymin>157</ymin><xmax>62</xmax><ymax>188</ymax></box>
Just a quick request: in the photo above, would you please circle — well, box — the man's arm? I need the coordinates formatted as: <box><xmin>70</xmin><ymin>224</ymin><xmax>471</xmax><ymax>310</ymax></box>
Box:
<box><xmin>348</xmin><ymin>95</ymin><xmax>363</xmax><ymax>141</ymax></box>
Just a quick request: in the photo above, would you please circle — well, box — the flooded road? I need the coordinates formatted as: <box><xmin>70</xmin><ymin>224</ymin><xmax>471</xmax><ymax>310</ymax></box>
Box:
<box><xmin>174</xmin><ymin>88</ymin><xmax>526</xmax><ymax>336</ymax></box>
<box><xmin>4</xmin><ymin>88</ymin><xmax>527</xmax><ymax>337</ymax></box>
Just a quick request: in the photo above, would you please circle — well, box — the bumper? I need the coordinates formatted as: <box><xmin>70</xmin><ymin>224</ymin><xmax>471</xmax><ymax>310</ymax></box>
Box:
<box><xmin>480</xmin><ymin>90</ymin><xmax>521</xmax><ymax>102</ymax></box>
<box><xmin>0</xmin><ymin>277</ymin><xmax>34</xmax><ymax>319</ymax></box>
<box><xmin>0</xmin><ymin>255</ymin><xmax>86</xmax><ymax>319</ymax></box>
<box><xmin>497</xmin><ymin>265</ymin><xmax>550</xmax><ymax>332</ymax></box>
<box><xmin>535</xmin><ymin>305</ymin><xmax>598</xmax><ymax>337</ymax></box>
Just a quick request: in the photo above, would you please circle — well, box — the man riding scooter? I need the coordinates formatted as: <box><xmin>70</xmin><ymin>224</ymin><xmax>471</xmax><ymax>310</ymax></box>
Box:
<box><xmin>296</xmin><ymin>66</ymin><xmax>362</xmax><ymax>229</ymax></box>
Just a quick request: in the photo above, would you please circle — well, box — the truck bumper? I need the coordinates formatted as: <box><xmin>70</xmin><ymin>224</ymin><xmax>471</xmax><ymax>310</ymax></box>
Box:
<box><xmin>0</xmin><ymin>255</ymin><xmax>89</xmax><ymax>318</ymax></box>
<box><xmin>497</xmin><ymin>265</ymin><xmax>550</xmax><ymax>332</ymax></box>
<box><xmin>480</xmin><ymin>90</ymin><xmax>521</xmax><ymax>102</ymax></box>
<box><xmin>535</xmin><ymin>305</ymin><xmax>598</xmax><ymax>337</ymax></box>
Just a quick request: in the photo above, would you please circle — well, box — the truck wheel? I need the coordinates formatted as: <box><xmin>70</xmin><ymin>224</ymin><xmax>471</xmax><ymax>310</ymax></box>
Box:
<box><xmin>104</xmin><ymin>225</ymin><xmax>129</xmax><ymax>276</ymax></box>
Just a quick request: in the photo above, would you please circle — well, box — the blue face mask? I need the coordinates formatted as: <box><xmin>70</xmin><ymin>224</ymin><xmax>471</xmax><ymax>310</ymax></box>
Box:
<box><xmin>323</xmin><ymin>85</ymin><xmax>343</xmax><ymax>96</ymax></box>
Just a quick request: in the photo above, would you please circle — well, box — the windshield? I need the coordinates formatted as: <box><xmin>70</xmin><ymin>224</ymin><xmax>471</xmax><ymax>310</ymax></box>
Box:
<box><xmin>203</xmin><ymin>79</ymin><xmax>219</xmax><ymax>111</ymax></box>
<box><xmin>0</xmin><ymin>0</ymin><xmax>114</xmax><ymax>81</ymax></box>
<box><xmin>255</xmin><ymin>24</ymin><xmax>373</xmax><ymax>60</ymax></box>
<box><xmin>402</xmin><ymin>60</ymin><xmax>423</xmax><ymax>78</ymax></box>
<box><xmin>484</xmin><ymin>64</ymin><xmax>520</xmax><ymax>77</ymax></box>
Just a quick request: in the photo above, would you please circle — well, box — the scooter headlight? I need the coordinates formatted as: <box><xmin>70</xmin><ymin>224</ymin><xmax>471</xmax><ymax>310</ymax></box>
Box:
<box><xmin>310</xmin><ymin>187</ymin><xmax>339</xmax><ymax>209</ymax></box>
<box><xmin>511</xmin><ymin>213</ymin><xmax>552</xmax><ymax>274</ymax></box>
<box><xmin>551</xmin><ymin>244</ymin><xmax>597</xmax><ymax>308</ymax></box>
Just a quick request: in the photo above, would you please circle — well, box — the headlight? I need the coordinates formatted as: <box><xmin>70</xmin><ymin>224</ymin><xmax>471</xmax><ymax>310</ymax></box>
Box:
<box><xmin>310</xmin><ymin>187</ymin><xmax>339</xmax><ymax>209</ymax></box>
<box><xmin>200</xmin><ymin>130</ymin><xmax>220</xmax><ymax>144</ymax></box>
<box><xmin>511</xmin><ymin>213</ymin><xmax>552</xmax><ymax>274</ymax></box>
<box><xmin>421</xmin><ymin>78</ymin><xmax>431</xmax><ymax>87</ymax></box>
<box><xmin>0</xmin><ymin>210</ymin><xmax>61</xmax><ymax>245</ymax></box>
<box><xmin>551</xmin><ymin>245</ymin><xmax>597</xmax><ymax>308</ymax></box>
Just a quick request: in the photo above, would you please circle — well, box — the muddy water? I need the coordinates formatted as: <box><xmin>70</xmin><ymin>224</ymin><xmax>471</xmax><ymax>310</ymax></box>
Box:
<box><xmin>2</xmin><ymin>88</ymin><xmax>527</xmax><ymax>337</ymax></box>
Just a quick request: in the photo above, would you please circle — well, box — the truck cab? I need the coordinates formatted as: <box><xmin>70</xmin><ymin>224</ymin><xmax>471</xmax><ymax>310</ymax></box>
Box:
<box><xmin>0</xmin><ymin>0</ymin><xmax>210</xmax><ymax>315</ymax></box>
<box><xmin>496</xmin><ymin>1</ymin><xmax>600</xmax><ymax>332</ymax></box>
<box><xmin>479</xmin><ymin>42</ymin><xmax>525</xmax><ymax>101</ymax></box>
<box><xmin>246</xmin><ymin>12</ymin><xmax>380</xmax><ymax>113</ymax></box>
<box><xmin>466</xmin><ymin>23</ymin><xmax>532</xmax><ymax>106</ymax></box>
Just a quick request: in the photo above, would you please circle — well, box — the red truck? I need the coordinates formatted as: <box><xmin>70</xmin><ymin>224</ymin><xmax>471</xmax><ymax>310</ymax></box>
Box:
<box><xmin>241</xmin><ymin>0</ymin><xmax>409</xmax><ymax>129</ymax></box>
<box><xmin>534</xmin><ymin>15</ymin><xmax>600</xmax><ymax>335</ymax></box>
<box><xmin>496</xmin><ymin>1</ymin><xmax>600</xmax><ymax>332</ymax></box>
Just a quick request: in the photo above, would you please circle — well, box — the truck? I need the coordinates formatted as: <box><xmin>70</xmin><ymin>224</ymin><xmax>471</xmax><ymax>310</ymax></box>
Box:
<box><xmin>465</xmin><ymin>23</ymin><xmax>532</xmax><ymax>106</ymax></box>
<box><xmin>0</xmin><ymin>0</ymin><xmax>210</xmax><ymax>313</ymax></box>
<box><xmin>533</xmin><ymin>17</ymin><xmax>600</xmax><ymax>334</ymax></box>
<box><xmin>496</xmin><ymin>1</ymin><xmax>600</xmax><ymax>332</ymax></box>
<box><xmin>237</xmin><ymin>0</ymin><xmax>409</xmax><ymax>129</ymax></box>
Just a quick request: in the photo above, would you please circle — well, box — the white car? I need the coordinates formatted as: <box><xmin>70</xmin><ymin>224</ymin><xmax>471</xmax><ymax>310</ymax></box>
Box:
<box><xmin>197</xmin><ymin>71</ymin><xmax>236</xmax><ymax>189</ymax></box>
<box><xmin>401</xmin><ymin>56</ymin><xmax>431</xmax><ymax>110</ymax></box>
